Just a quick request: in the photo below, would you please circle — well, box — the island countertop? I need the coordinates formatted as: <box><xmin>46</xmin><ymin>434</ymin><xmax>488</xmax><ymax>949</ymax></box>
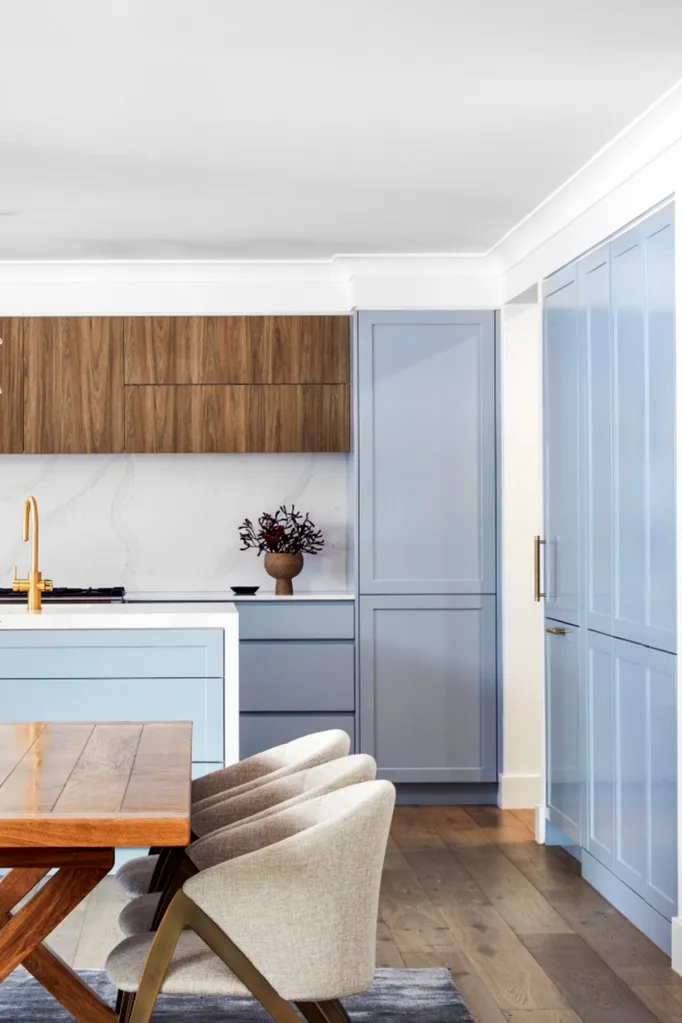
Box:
<box><xmin>0</xmin><ymin>602</ymin><xmax>238</xmax><ymax>630</ymax></box>
<box><xmin>126</xmin><ymin>591</ymin><xmax>354</xmax><ymax>603</ymax></box>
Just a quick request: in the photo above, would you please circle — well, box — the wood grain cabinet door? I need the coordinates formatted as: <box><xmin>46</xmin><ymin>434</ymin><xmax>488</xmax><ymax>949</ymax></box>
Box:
<box><xmin>24</xmin><ymin>318</ymin><xmax>125</xmax><ymax>453</ymax></box>
<box><xmin>0</xmin><ymin>318</ymin><xmax>24</xmax><ymax>453</ymax></box>
<box><xmin>124</xmin><ymin>316</ymin><xmax>350</xmax><ymax>384</ymax></box>
<box><xmin>125</xmin><ymin>383</ymin><xmax>349</xmax><ymax>453</ymax></box>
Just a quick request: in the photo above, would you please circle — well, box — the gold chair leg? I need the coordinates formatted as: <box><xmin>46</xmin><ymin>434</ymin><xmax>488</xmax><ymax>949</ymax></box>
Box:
<box><xmin>296</xmin><ymin>1002</ymin><xmax>351</xmax><ymax>1023</ymax></box>
<box><xmin>130</xmin><ymin>890</ymin><xmax>302</xmax><ymax>1023</ymax></box>
<box><xmin>117</xmin><ymin>989</ymin><xmax>135</xmax><ymax>1023</ymax></box>
<box><xmin>320</xmin><ymin>1000</ymin><xmax>352</xmax><ymax>1023</ymax></box>
<box><xmin>296</xmin><ymin>1003</ymin><xmax>331</xmax><ymax>1023</ymax></box>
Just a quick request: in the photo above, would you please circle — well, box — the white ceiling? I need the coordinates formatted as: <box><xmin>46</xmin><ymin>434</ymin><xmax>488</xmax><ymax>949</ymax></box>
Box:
<box><xmin>1</xmin><ymin>0</ymin><xmax>681</xmax><ymax>261</ymax></box>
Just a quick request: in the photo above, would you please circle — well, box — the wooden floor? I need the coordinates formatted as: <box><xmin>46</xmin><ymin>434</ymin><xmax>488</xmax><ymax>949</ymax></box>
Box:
<box><xmin>40</xmin><ymin>806</ymin><xmax>682</xmax><ymax>1022</ymax></box>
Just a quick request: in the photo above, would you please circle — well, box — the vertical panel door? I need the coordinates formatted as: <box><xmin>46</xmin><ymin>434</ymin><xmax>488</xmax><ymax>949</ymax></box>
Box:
<box><xmin>0</xmin><ymin>319</ymin><xmax>23</xmax><ymax>453</ymax></box>
<box><xmin>612</xmin><ymin>636</ymin><xmax>677</xmax><ymax>920</ymax></box>
<box><xmin>543</xmin><ymin>266</ymin><xmax>582</xmax><ymax>625</ymax></box>
<box><xmin>24</xmin><ymin>318</ymin><xmax>125</xmax><ymax>453</ymax></box>
<box><xmin>357</xmin><ymin>311</ymin><xmax>496</xmax><ymax>595</ymax></box>
<box><xmin>586</xmin><ymin>630</ymin><xmax>615</xmax><ymax>870</ymax></box>
<box><xmin>611</xmin><ymin>208</ymin><xmax>676</xmax><ymax>653</ymax></box>
<box><xmin>580</xmin><ymin>247</ymin><xmax>614</xmax><ymax>635</ymax></box>
<box><xmin>359</xmin><ymin>595</ymin><xmax>497</xmax><ymax>782</ymax></box>
<box><xmin>545</xmin><ymin>620</ymin><xmax>582</xmax><ymax>844</ymax></box>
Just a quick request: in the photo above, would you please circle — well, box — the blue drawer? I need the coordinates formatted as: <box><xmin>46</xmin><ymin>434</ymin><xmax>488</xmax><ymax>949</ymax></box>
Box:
<box><xmin>0</xmin><ymin>629</ymin><xmax>224</xmax><ymax>679</ymax></box>
<box><xmin>0</xmin><ymin>677</ymin><xmax>224</xmax><ymax>762</ymax></box>
<box><xmin>239</xmin><ymin>713</ymin><xmax>355</xmax><ymax>758</ymax></box>
<box><xmin>240</xmin><ymin>641</ymin><xmax>354</xmax><ymax>712</ymax></box>
<box><xmin>236</xmin><ymin>602</ymin><xmax>354</xmax><ymax>641</ymax></box>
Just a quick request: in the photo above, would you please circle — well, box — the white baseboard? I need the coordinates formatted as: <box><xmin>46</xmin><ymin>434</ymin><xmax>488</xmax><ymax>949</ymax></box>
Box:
<box><xmin>498</xmin><ymin>772</ymin><xmax>542</xmax><ymax>809</ymax></box>
<box><xmin>672</xmin><ymin>917</ymin><xmax>682</xmax><ymax>975</ymax></box>
<box><xmin>534</xmin><ymin>805</ymin><xmax>547</xmax><ymax>844</ymax></box>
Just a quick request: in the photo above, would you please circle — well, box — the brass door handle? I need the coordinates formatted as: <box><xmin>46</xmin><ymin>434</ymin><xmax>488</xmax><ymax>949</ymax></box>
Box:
<box><xmin>546</xmin><ymin>626</ymin><xmax>566</xmax><ymax>635</ymax></box>
<box><xmin>534</xmin><ymin>535</ymin><xmax>546</xmax><ymax>601</ymax></box>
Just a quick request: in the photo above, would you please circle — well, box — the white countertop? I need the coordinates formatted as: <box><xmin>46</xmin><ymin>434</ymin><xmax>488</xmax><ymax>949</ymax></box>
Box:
<box><xmin>0</xmin><ymin>602</ymin><xmax>238</xmax><ymax>630</ymax></box>
<box><xmin>127</xmin><ymin>590</ymin><xmax>355</xmax><ymax>602</ymax></box>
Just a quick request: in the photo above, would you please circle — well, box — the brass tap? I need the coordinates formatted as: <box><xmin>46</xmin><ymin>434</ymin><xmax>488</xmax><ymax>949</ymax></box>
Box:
<box><xmin>12</xmin><ymin>496</ymin><xmax>53</xmax><ymax>613</ymax></box>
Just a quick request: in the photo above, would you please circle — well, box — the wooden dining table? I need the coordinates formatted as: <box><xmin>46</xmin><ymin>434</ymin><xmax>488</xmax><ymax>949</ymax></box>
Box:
<box><xmin>0</xmin><ymin>720</ymin><xmax>192</xmax><ymax>1022</ymax></box>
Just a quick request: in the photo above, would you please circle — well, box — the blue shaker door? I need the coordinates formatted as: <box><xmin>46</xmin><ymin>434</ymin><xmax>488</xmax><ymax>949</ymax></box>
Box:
<box><xmin>545</xmin><ymin>619</ymin><xmax>582</xmax><ymax>845</ymax></box>
<box><xmin>357</xmin><ymin>311</ymin><xmax>496</xmax><ymax>595</ymax></box>
<box><xmin>543</xmin><ymin>266</ymin><xmax>582</xmax><ymax>625</ymax></box>
<box><xmin>610</xmin><ymin>207</ymin><xmax>676</xmax><ymax>653</ymax></box>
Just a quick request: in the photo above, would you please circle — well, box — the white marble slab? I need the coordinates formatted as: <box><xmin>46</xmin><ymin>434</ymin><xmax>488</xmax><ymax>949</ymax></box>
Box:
<box><xmin>0</xmin><ymin>453</ymin><xmax>351</xmax><ymax>592</ymax></box>
<box><xmin>127</xmin><ymin>590</ymin><xmax>354</xmax><ymax>602</ymax></box>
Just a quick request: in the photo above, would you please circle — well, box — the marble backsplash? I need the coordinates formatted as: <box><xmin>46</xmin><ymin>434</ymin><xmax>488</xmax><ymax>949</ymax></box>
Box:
<box><xmin>0</xmin><ymin>454</ymin><xmax>351</xmax><ymax>593</ymax></box>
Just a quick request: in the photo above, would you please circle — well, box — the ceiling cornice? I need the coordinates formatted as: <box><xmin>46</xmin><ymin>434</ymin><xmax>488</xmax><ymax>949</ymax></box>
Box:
<box><xmin>0</xmin><ymin>79</ymin><xmax>679</xmax><ymax>312</ymax></box>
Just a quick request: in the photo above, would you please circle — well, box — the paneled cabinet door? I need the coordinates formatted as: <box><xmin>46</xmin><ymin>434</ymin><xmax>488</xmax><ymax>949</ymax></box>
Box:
<box><xmin>610</xmin><ymin>208</ymin><xmax>676</xmax><ymax>653</ymax></box>
<box><xmin>357</xmin><ymin>311</ymin><xmax>496</xmax><ymax>595</ymax></box>
<box><xmin>124</xmin><ymin>316</ymin><xmax>350</xmax><ymax>384</ymax></box>
<box><xmin>581</xmin><ymin>247</ymin><xmax>613</xmax><ymax>636</ymax></box>
<box><xmin>543</xmin><ymin>266</ymin><xmax>582</xmax><ymax>625</ymax></box>
<box><xmin>586</xmin><ymin>630</ymin><xmax>615</xmax><ymax>869</ymax></box>
<box><xmin>23</xmin><ymin>318</ymin><xmax>125</xmax><ymax>454</ymax></box>
<box><xmin>545</xmin><ymin>620</ymin><xmax>582</xmax><ymax>845</ymax></box>
<box><xmin>359</xmin><ymin>595</ymin><xmax>497</xmax><ymax>782</ymax></box>
<box><xmin>0</xmin><ymin>318</ymin><xmax>23</xmax><ymax>453</ymax></box>
<box><xmin>611</xmin><ymin>637</ymin><xmax>677</xmax><ymax>920</ymax></box>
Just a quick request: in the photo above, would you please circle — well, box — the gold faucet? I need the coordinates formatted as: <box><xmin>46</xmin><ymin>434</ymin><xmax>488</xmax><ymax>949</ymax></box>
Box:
<box><xmin>12</xmin><ymin>496</ymin><xmax>53</xmax><ymax>613</ymax></box>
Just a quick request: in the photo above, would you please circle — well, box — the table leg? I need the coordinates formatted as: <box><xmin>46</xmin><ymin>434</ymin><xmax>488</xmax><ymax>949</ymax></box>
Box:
<box><xmin>0</xmin><ymin>866</ymin><xmax>109</xmax><ymax>980</ymax></box>
<box><xmin>0</xmin><ymin>858</ymin><xmax>118</xmax><ymax>1023</ymax></box>
<box><xmin>0</xmin><ymin>866</ymin><xmax>49</xmax><ymax>915</ymax></box>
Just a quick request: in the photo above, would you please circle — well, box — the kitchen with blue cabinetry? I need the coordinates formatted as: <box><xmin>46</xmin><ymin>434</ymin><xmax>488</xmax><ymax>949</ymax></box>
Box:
<box><xmin>541</xmin><ymin>204</ymin><xmax>677</xmax><ymax>953</ymax></box>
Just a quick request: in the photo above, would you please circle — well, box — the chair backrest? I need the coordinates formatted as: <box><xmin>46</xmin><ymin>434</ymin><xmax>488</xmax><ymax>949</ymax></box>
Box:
<box><xmin>191</xmin><ymin>753</ymin><xmax>377</xmax><ymax>837</ymax></box>
<box><xmin>185</xmin><ymin>780</ymin><xmax>396</xmax><ymax>1001</ymax></box>
<box><xmin>191</xmin><ymin>729</ymin><xmax>351</xmax><ymax>809</ymax></box>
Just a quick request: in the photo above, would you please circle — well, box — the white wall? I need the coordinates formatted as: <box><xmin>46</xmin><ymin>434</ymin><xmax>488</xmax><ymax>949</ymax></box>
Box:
<box><xmin>498</xmin><ymin>292</ymin><xmax>544</xmax><ymax>809</ymax></box>
<box><xmin>0</xmin><ymin>454</ymin><xmax>350</xmax><ymax>593</ymax></box>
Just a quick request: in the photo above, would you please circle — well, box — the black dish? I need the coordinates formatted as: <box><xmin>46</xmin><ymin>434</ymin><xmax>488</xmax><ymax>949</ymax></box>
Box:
<box><xmin>230</xmin><ymin>586</ymin><xmax>260</xmax><ymax>596</ymax></box>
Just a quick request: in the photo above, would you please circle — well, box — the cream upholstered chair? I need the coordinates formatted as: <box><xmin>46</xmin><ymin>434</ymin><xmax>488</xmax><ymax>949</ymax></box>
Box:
<box><xmin>107</xmin><ymin>780</ymin><xmax>395</xmax><ymax>1023</ymax></box>
<box><xmin>115</xmin><ymin>729</ymin><xmax>351</xmax><ymax>900</ymax></box>
<box><xmin>118</xmin><ymin>753</ymin><xmax>377</xmax><ymax>937</ymax></box>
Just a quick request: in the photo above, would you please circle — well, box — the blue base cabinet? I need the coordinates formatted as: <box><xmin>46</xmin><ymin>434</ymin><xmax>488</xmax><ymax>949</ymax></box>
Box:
<box><xmin>545</xmin><ymin>621</ymin><xmax>583</xmax><ymax>845</ymax></box>
<box><xmin>586</xmin><ymin>632</ymin><xmax>677</xmax><ymax>921</ymax></box>
<box><xmin>0</xmin><ymin>628</ymin><xmax>225</xmax><ymax>768</ymax></box>
<box><xmin>359</xmin><ymin>595</ymin><xmax>497</xmax><ymax>783</ymax></box>
<box><xmin>236</xmin><ymin>600</ymin><xmax>356</xmax><ymax>756</ymax></box>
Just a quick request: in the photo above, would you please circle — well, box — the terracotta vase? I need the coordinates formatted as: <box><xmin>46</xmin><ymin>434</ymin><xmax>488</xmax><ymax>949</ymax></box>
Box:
<box><xmin>264</xmin><ymin>552</ymin><xmax>304</xmax><ymax>596</ymax></box>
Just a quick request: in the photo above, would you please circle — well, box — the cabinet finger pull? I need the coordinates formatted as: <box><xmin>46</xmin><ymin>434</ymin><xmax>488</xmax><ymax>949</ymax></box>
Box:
<box><xmin>545</xmin><ymin>626</ymin><xmax>566</xmax><ymax>635</ymax></box>
<box><xmin>534</xmin><ymin>535</ymin><xmax>546</xmax><ymax>601</ymax></box>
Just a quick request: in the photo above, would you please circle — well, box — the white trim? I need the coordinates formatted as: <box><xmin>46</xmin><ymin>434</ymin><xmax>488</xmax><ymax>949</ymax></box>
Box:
<box><xmin>534</xmin><ymin>804</ymin><xmax>547</xmax><ymax>845</ymax></box>
<box><xmin>492</xmin><ymin>80</ymin><xmax>682</xmax><ymax>275</ymax></box>
<box><xmin>0</xmin><ymin>254</ymin><xmax>502</xmax><ymax>314</ymax></box>
<box><xmin>498</xmin><ymin>772</ymin><xmax>542</xmax><ymax>809</ymax></box>
<box><xmin>672</xmin><ymin>917</ymin><xmax>682</xmax><ymax>976</ymax></box>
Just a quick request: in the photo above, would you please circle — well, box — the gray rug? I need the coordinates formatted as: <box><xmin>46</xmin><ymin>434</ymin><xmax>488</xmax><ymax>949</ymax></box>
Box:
<box><xmin>0</xmin><ymin>968</ymin><xmax>473</xmax><ymax>1021</ymax></box>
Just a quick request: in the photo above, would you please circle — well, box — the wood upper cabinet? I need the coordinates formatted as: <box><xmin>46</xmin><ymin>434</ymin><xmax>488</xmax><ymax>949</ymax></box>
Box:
<box><xmin>125</xmin><ymin>384</ymin><xmax>350</xmax><ymax>453</ymax></box>
<box><xmin>0</xmin><ymin>319</ymin><xmax>24</xmax><ymax>453</ymax></box>
<box><xmin>10</xmin><ymin>315</ymin><xmax>349</xmax><ymax>454</ymax></box>
<box><xmin>124</xmin><ymin>316</ymin><xmax>350</xmax><ymax>384</ymax></box>
<box><xmin>24</xmin><ymin>318</ymin><xmax>125</xmax><ymax>454</ymax></box>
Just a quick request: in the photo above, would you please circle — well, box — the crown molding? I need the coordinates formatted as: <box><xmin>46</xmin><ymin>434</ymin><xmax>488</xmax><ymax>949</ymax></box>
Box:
<box><xmin>491</xmin><ymin>80</ymin><xmax>682</xmax><ymax>286</ymax></box>
<box><xmin>0</xmin><ymin>80</ymin><xmax>679</xmax><ymax>312</ymax></box>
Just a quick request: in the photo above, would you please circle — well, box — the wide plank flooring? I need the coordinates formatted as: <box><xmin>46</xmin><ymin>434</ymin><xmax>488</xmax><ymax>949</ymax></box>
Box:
<box><xmin>39</xmin><ymin>806</ymin><xmax>682</xmax><ymax>1022</ymax></box>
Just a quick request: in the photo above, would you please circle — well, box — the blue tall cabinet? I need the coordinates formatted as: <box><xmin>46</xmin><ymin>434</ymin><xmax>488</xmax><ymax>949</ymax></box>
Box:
<box><xmin>356</xmin><ymin>311</ymin><xmax>498</xmax><ymax>785</ymax></box>
<box><xmin>542</xmin><ymin>204</ymin><xmax>677</xmax><ymax>952</ymax></box>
